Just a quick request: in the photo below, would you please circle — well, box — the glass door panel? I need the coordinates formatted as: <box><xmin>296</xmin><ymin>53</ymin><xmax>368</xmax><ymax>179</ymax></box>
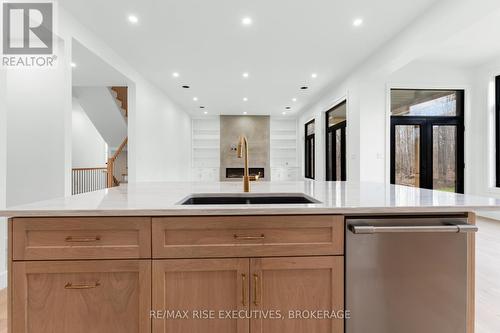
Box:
<box><xmin>432</xmin><ymin>125</ymin><xmax>457</xmax><ymax>192</ymax></box>
<box><xmin>394</xmin><ymin>125</ymin><xmax>420</xmax><ymax>188</ymax></box>
<box><xmin>335</xmin><ymin>129</ymin><xmax>342</xmax><ymax>180</ymax></box>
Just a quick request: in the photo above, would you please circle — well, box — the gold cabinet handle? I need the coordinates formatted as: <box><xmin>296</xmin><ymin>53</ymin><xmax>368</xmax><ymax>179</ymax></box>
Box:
<box><xmin>65</xmin><ymin>236</ymin><xmax>101</xmax><ymax>242</ymax></box>
<box><xmin>253</xmin><ymin>274</ymin><xmax>260</xmax><ymax>306</ymax></box>
<box><xmin>64</xmin><ymin>281</ymin><xmax>100</xmax><ymax>289</ymax></box>
<box><xmin>234</xmin><ymin>234</ymin><xmax>265</xmax><ymax>240</ymax></box>
<box><xmin>241</xmin><ymin>274</ymin><xmax>247</xmax><ymax>306</ymax></box>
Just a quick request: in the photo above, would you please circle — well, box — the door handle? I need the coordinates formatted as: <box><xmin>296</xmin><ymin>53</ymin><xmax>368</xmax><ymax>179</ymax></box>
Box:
<box><xmin>349</xmin><ymin>223</ymin><xmax>478</xmax><ymax>234</ymax></box>
<box><xmin>65</xmin><ymin>236</ymin><xmax>101</xmax><ymax>242</ymax></box>
<box><xmin>253</xmin><ymin>274</ymin><xmax>260</xmax><ymax>306</ymax></box>
<box><xmin>64</xmin><ymin>281</ymin><xmax>101</xmax><ymax>289</ymax></box>
<box><xmin>234</xmin><ymin>234</ymin><xmax>265</xmax><ymax>240</ymax></box>
<box><xmin>241</xmin><ymin>274</ymin><xmax>247</xmax><ymax>306</ymax></box>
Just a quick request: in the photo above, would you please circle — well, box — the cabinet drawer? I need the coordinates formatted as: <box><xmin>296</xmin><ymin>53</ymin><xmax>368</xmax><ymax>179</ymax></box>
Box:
<box><xmin>152</xmin><ymin>215</ymin><xmax>344</xmax><ymax>258</ymax></box>
<box><xmin>12</xmin><ymin>260</ymin><xmax>151</xmax><ymax>333</ymax></box>
<box><xmin>12</xmin><ymin>217</ymin><xmax>151</xmax><ymax>260</ymax></box>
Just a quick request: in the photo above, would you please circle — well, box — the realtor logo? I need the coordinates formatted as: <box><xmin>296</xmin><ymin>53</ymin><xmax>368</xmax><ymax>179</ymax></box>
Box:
<box><xmin>1</xmin><ymin>1</ymin><xmax>56</xmax><ymax>67</ymax></box>
<box><xmin>3</xmin><ymin>2</ymin><xmax>53</xmax><ymax>54</ymax></box>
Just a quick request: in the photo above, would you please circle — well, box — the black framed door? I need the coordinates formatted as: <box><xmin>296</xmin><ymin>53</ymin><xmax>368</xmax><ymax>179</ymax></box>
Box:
<box><xmin>304</xmin><ymin>119</ymin><xmax>315</xmax><ymax>179</ymax></box>
<box><xmin>390</xmin><ymin>89</ymin><xmax>464</xmax><ymax>193</ymax></box>
<box><xmin>326</xmin><ymin>121</ymin><xmax>346</xmax><ymax>181</ymax></box>
<box><xmin>390</xmin><ymin>108</ymin><xmax>464</xmax><ymax>194</ymax></box>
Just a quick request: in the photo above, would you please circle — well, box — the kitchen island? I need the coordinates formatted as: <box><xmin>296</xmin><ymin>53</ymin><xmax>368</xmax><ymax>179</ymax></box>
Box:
<box><xmin>2</xmin><ymin>181</ymin><xmax>499</xmax><ymax>333</ymax></box>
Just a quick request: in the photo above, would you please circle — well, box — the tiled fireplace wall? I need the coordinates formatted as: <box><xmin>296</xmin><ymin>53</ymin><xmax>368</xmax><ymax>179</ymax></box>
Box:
<box><xmin>220</xmin><ymin>115</ymin><xmax>270</xmax><ymax>181</ymax></box>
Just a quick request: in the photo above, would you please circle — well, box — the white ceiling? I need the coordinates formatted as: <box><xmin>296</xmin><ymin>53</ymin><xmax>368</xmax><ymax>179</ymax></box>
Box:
<box><xmin>62</xmin><ymin>0</ymin><xmax>440</xmax><ymax>116</ymax></box>
<box><xmin>72</xmin><ymin>39</ymin><xmax>129</xmax><ymax>86</ymax></box>
<box><xmin>421</xmin><ymin>8</ymin><xmax>500</xmax><ymax>67</ymax></box>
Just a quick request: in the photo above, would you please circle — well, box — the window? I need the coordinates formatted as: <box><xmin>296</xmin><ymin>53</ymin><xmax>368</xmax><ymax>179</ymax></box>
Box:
<box><xmin>390</xmin><ymin>89</ymin><xmax>464</xmax><ymax>193</ymax></box>
<box><xmin>325</xmin><ymin>101</ymin><xmax>346</xmax><ymax>181</ymax></box>
<box><xmin>496</xmin><ymin>76</ymin><xmax>500</xmax><ymax>187</ymax></box>
<box><xmin>304</xmin><ymin>119</ymin><xmax>315</xmax><ymax>179</ymax></box>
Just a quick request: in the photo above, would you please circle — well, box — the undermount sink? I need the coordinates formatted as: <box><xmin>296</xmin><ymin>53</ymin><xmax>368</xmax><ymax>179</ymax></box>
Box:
<box><xmin>179</xmin><ymin>193</ymin><xmax>320</xmax><ymax>205</ymax></box>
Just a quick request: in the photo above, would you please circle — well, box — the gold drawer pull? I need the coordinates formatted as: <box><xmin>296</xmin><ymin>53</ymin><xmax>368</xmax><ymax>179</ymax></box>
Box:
<box><xmin>65</xmin><ymin>236</ymin><xmax>101</xmax><ymax>242</ymax></box>
<box><xmin>234</xmin><ymin>234</ymin><xmax>265</xmax><ymax>240</ymax></box>
<box><xmin>64</xmin><ymin>281</ymin><xmax>101</xmax><ymax>289</ymax></box>
<box><xmin>241</xmin><ymin>274</ymin><xmax>247</xmax><ymax>306</ymax></box>
<box><xmin>253</xmin><ymin>274</ymin><xmax>260</xmax><ymax>306</ymax></box>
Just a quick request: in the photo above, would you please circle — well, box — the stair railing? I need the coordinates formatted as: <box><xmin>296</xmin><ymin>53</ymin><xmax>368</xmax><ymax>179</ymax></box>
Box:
<box><xmin>72</xmin><ymin>167</ymin><xmax>108</xmax><ymax>195</ymax></box>
<box><xmin>107</xmin><ymin>137</ymin><xmax>128</xmax><ymax>188</ymax></box>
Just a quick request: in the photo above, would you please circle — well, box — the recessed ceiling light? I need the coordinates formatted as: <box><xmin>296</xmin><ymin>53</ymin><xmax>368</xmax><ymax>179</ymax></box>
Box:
<box><xmin>172</xmin><ymin>72</ymin><xmax>179</xmax><ymax>78</ymax></box>
<box><xmin>241</xmin><ymin>17</ymin><xmax>253</xmax><ymax>26</ymax></box>
<box><xmin>243</xmin><ymin>111</ymin><xmax>247</xmax><ymax>115</ymax></box>
<box><xmin>182</xmin><ymin>85</ymin><xmax>190</xmax><ymax>89</ymax></box>
<box><xmin>70</xmin><ymin>62</ymin><xmax>76</xmax><ymax>68</ymax></box>
<box><xmin>311</xmin><ymin>73</ymin><xmax>318</xmax><ymax>79</ymax></box>
<box><xmin>300</xmin><ymin>86</ymin><xmax>309</xmax><ymax>90</ymax></box>
<box><xmin>204</xmin><ymin>111</ymin><xmax>208</xmax><ymax>114</ymax></box>
<box><xmin>243</xmin><ymin>97</ymin><xmax>248</xmax><ymax>102</ymax></box>
<box><xmin>353</xmin><ymin>18</ymin><xmax>363</xmax><ymax>27</ymax></box>
<box><xmin>282</xmin><ymin>111</ymin><xmax>287</xmax><ymax>115</ymax></box>
<box><xmin>193</xmin><ymin>97</ymin><xmax>198</xmax><ymax>101</ymax></box>
<box><xmin>292</xmin><ymin>98</ymin><xmax>297</xmax><ymax>102</ymax></box>
<box><xmin>128</xmin><ymin>15</ymin><xmax>139</xmax><ymax>24</ymax></box>
<box><xmin>242</xmin><ymin>72</ymin><xmax>249</xmax><ymax>78</ymax></box>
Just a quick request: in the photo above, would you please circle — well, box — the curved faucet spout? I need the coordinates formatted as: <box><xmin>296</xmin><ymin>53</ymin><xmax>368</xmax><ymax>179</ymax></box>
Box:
<box><xmin>236</xmin><ymin>135</ymin><xmax>253</xmax><ymax>192</ymax></box>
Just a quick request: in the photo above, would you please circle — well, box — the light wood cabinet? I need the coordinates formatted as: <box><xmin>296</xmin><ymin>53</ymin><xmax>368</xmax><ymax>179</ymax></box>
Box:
<box><xmin>11</xmin><ymin>260</ymin><xmax>151</xmax><ymax>333</ymax></box>
<box><xmin>152</xmin><ymin>256</ymin><xmax>343</xmax><ymax>333</ymax></box>
<box><xmin>250</xmin><ymin>256</ymin><xmax>344</xmax><ymax>333</ymax></box>
<box><xmin>13</xmin><ymin>217</ymin><xmax>151</xmax><ymax>260</ymax></box>
<box><xmin>9</xmin><ymin>215</ymin><xmax>345</xmax><ymax>333</ymax></box>
<box><xmin>152</xmin><ymin>215</ymin><xmax>344</xmax><ymax>258</ymax></box>
<box><xmin>153</xmin><ymin>258</ymin><xmax>249</xmax><ymax>333</ymax></box>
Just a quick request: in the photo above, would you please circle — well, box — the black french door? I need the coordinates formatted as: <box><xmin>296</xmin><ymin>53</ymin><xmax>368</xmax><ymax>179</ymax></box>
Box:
<box><xmin>390</xmin><ymin>116</ymin><xmax>464</xmax><ymax>193</ymax></box>
<box><xmin>304</xmin><ymin>120</ymin><xmax>315</xmax><ymax>179</ymax></box>
<box><xmin>326</xmin><ymin>121</ymin><xmax>346</xmax><ymax>181</ymax></box>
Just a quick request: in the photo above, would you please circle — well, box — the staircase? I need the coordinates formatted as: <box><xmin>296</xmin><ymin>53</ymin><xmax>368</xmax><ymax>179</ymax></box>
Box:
<box><xmin>110</xmin><ymin>86</ymin><xmax>128</xmax><ymax>119</ymax></box>
<box><xmin>71</xmin><ymin>86</ymin><xmax>129</xmax><ymax>195</ymax></box>
<box><xmin>108</xmin><ymin>86</ymin><xmax>128</xmax><ymax>186</ymax></box>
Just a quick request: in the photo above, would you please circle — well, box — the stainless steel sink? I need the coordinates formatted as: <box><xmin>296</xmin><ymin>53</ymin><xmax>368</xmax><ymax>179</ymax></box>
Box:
<box><xmin>179</xmin><ymin>193</ymin><xmax>320</xmax><ymax>205</ymax></box>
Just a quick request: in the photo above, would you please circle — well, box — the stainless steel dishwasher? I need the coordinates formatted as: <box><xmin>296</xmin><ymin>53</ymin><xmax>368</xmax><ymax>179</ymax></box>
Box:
<box><xmin>346</xmin><ymin>216</ymin><xmax>477</xmax><ymax>333</ymax></box>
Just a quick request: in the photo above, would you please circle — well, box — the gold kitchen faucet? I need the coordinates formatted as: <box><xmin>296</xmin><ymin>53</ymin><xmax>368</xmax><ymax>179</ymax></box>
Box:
<box><xmin>237</xmin><ymin>136</ymin><xmax>260</xmax><ymax>192</ymax></box>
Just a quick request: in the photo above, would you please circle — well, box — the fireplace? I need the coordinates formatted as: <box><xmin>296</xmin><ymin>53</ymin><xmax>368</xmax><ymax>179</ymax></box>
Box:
<box><xmin>226</xmin><ymin>168</ymin><xmax>265</xmax><ymax>179</ymax></box>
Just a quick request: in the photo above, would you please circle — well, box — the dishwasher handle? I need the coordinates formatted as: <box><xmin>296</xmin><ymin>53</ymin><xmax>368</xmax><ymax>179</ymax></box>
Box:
<box><xmin>349</xmin><ymin>223</ymin><xmax>478</xmax><ymax>234</ymax></box>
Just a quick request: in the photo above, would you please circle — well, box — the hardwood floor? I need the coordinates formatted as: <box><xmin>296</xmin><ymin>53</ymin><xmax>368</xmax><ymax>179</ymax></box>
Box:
<box><xmin>476</xmin><ymin>217</ymin><xmax>500</xmax><ymax>333</ymax></box>
<box><xmin>0</xmin><ymin>217</ymin><xmax>497</xmax><ymax>332</ymax></box>
<box><xmin>0</xmin><ymin>288</ymin><xmax>6</xmax><ymax>333</ymax></box>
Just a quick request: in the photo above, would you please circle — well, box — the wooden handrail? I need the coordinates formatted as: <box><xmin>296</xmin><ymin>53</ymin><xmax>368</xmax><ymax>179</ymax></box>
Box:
<box><xmin>72</xmin><ymin>167</ymin><xmax>107</xmax><ymax>171</ymax></box>
<box><xmin>107</xmin><ymin>137</ymin><xmax>127</xmax><ymax>188</ymax></box>
<box><xmin>111</xmin><ymin>137</ymin><xmax>128</xmax><ymax>162</ymax></box>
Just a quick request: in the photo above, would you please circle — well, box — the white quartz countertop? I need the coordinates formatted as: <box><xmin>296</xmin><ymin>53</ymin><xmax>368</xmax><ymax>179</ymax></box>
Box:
<box><xmin>1</xmin><ymin>181</ymin><xmax>500</xmax><ymax>217</ymax></box>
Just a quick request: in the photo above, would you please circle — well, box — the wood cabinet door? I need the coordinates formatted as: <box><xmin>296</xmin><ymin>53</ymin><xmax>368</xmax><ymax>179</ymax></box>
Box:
<box><xmin>153</xmin><ymin>258</ymin><xmax>249</xmax><ymax>333</ymax></box>
<box><xmin>12</xmin><ymin>260</ymin><xmax>151</xmax><ymax>333</ymax></box>
<box><xmin>250</xmin><ymin>256</ymin><xmax>344</xmax><ymax>333</ymax></box>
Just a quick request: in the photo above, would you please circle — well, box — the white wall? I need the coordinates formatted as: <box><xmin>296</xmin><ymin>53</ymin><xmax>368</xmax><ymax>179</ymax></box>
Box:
<box><xmin>72</xmin><ymin>99</ymin><xmax>108</xmax><ymax>168</ymax></box>
<box><xmin>0</xmin><ymin>37</ymin><xmax>71</xmax><ymax>288</ymax></box>
<box><xmin>58</xmin><ymin>6</ymin><xmax>192</xmax><ymax>182</ymax></box>
<box><xmin>73</xmin><ymin>87</ymin><xmax>127</xmax><ymax>149</ymax></box>
<box><xmin>298</xmin><ymin>61</ymin><xmax>472</xmax><ymax>184</ymax></box>
<box><xmin>297</xmin><ymin>0</ymin><xmax>500</xmax><ymax>185</ymax></box>
<box><xmin>4</xmin><ymin>38</ymin><xmax>71</xmax><ymax>207</ymax></box>
<box><xmin>0</xmin><ymin>68</ymin><xmax>7</xmax><ymax>288</ymax></box>
<box><xmin>467</xmin><ymin>58</ymin><xmax>500</xmax><ymax>198</ymax></box>
<box><xmin>132</xmin><ymin>80</ymin><xmax>191</xmax><ymax>181</ymax></box>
